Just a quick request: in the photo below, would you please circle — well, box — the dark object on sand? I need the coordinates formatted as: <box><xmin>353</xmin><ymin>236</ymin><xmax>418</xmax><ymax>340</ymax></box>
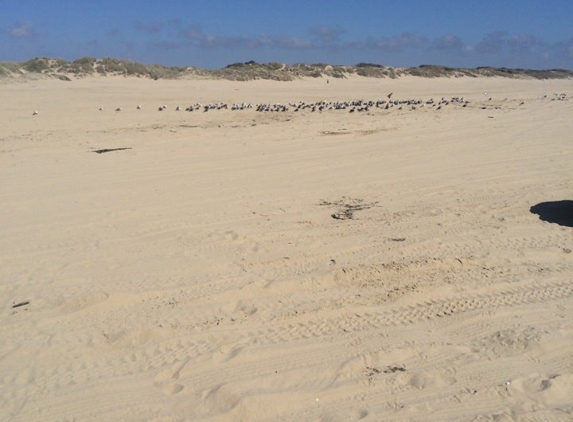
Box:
<box><xmin>384</xmin><ymin>366</ymin><xmax>406</xmax><ymax>373</ymax></box>
<box><xmin>530</xmin><ymin>200</ymin><xmax>573</xmax><ymax>227</ymax></box>
<box><xmin>12</xmin><ymin>301</ymin><xmax>30</xmax><ymax>308</ymax></box>
<box><xmin>92</xmin><ymin>147</ymin><xmax>132</xmax><ymax>154</ymax></box>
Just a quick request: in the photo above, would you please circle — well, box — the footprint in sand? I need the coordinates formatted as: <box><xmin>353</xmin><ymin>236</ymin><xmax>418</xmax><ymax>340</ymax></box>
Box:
<box><xmin>320</xmin><ymin>408</ymin><xmax>369</xmax><ymax>422</ymax></box>
<box><xmin>221</xmin><ymin>300</ymin><xmax>258</xmax><ymax>321</ymax></box>
<box><xmin>57</xmin><ymin>291</ymin><xmax>110</xmax><ymax>313</ymax></box>
<box><xmin>212</xmin><ymin>344</ymin><xmax>244</xmax><ymax>363</ymax></box>
<box><xmin>396</xmin><ymin>370</ymin><xmax>457</xmax><ymax>389</ymax></box>
<box><xmin>153</xmin><ymin>359</ymin><xmax>189</xmax><ymax>395</ymax></box>
<box><xmin>202</xmin><ymin>384</ymin><xmax>241</xmax><ymax>413</ymax></box>
<box><xmin>510</xmin><ymin>373</ymin><xmax>573</xmax><ymax>409</ymax></box>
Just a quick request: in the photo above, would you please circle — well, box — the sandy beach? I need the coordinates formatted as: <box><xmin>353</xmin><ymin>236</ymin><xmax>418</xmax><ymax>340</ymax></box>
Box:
<box><xmin>1</xmin><ymin>75</ymin><xmax>572</xmax><ymax>421</ymax></box>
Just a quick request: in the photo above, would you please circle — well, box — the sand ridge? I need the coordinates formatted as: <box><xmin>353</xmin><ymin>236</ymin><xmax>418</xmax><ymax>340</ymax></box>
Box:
<box><xmin>1</xmin><ymin>76</ymin><xmax>572</xmax><ymax>421</ymax></box>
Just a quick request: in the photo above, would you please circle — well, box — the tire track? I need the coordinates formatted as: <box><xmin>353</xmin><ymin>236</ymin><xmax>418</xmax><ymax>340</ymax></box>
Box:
<box><xmin>19</xmin><ymin>279</ymin><xmax>572</xmax><ymax>394</ymax></box>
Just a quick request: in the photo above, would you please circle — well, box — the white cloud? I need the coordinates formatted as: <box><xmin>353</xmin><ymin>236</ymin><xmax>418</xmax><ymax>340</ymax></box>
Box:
<box><xmin>9</xmin><ymin>21</ymin><xmax>36</xmax><ymax>39</ymax></box>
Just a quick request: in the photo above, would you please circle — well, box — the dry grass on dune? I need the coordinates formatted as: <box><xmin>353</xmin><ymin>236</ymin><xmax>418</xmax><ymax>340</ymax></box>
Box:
<box><xmin>1</xmin><ymin>56</ymin><xmax>572</xmax><ymax>82</ymax></box>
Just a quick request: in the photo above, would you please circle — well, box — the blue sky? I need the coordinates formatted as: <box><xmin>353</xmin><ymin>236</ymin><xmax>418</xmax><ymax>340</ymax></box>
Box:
<box><xmin>1</xmin><ymin>1</ymin><xmax>572</xmax><ymax>69</ymax></box>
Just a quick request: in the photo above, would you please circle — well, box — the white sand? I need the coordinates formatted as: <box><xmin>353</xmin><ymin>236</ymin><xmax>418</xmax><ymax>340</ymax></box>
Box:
<box><xmin>1</xmin><ymin>75</ymin><xmax>572</xmax><ymax>422</ymax></box>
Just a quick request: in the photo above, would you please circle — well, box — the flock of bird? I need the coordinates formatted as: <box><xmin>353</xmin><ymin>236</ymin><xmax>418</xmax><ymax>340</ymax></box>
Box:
<box><xmin>30</xmin><ymin>93</ymin><xmax>568</xmax><ymax>116</ymax></box>
<box><xmin>98</xmin><ymin>94</ymin><xmax>471</xmax><ymax>115</ymax></box>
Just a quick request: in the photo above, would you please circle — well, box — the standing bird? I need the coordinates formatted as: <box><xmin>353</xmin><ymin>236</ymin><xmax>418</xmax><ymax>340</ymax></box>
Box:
<box><xmin>32</xmin><ymin>110</ymin><xmax>38</xmax><ymax>115</ymax></box>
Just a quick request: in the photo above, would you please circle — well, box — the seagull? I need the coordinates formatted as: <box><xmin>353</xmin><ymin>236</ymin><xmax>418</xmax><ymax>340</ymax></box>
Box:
<box><xmin>32</xmin><ymin>110</ymin><xmax>38</xmax><ymax>115</ymax></box>
<box><xmin>137</xmin><ymin>105</ymin><xmax>142</xmax><ymax>109</ymax></box>
<box><xmin>99</xmin><ymin>107</ymin><xmax>104</xmax><ymax>111</ymax></box>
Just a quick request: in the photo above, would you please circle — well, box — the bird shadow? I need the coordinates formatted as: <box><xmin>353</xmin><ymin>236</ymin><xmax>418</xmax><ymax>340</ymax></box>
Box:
<box><xmin>530</xmin><ymin>200</ymin><xmax>573</xmax><ymax>227</ymax></box>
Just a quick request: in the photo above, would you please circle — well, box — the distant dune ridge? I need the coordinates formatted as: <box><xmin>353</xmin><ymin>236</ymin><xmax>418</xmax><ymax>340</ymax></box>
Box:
<box><xmin>1</xmin><ymin>56</ymin><xmax>572</xmax><ymax>82</ymax></box>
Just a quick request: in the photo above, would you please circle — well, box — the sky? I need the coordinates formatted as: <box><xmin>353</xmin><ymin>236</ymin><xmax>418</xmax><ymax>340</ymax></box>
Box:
<box><xmin>1</xmin><ymin>1</ymin><xmax>573</xmax><ymax>70</ymax></box>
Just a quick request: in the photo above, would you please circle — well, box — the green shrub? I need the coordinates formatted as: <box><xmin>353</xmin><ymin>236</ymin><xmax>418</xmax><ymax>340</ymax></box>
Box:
<box><xmin>23</xmin><ymin>57</ymin><xmax>51</xmax><ymax>73</ymax></box>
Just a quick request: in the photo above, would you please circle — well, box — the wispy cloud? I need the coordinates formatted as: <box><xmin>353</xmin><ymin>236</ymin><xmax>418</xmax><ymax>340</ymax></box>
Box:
<box><xmin>179</xmin><ymin>26</ymin><xmax>312</xmax><ymax>50</ymax></box>
<box><xmin>366</xmin><ymin>33</ymin><xmax>428</xmax><ymax>52</ymax></box>
<box><xmin>475</xmin><ymin>31</ymin><xmax>543</xmax><ymax>55</ymax></box>
<box><xmin>508</xmin><ymin>33</ymin><xmax>541</xmax><ymax>53</ymax></box>
<box><xmin>179</xmin><ymin>25</ymin><xmax>253</xmax><ymax>48</ymax></box>
<box><xmin>9</xmin><ymin>21</ymin><xmax>37</xmax><ymax>39</ymax></box>
<box><xmin>106</xmin><ymin>28</ymin><xmax>122</xmax><ymax>38</ymax></box>
<box><xmin>433</xmin><ymin>34</ymin><xmax>468</xmax><ymax>52</ymax></box>
<box><xmin>475</xmin><ymin>31</ymin><xmax>507</xmax><ymax>54</ymax></box>
<box><xmin>135</xmin><ymin>21</ymin><xmax>163</xmax><ymax>35</ymax></box>
<box><xmin>150</xmin><ymin>40</ymin><xmax>182</xmax><ymax>51</ymax></box>
<box><xmin>153</xmin><ymin>25</ymin><xmax>573</xmax><ymax>68</ymax></box>
<box><xmin>550</xmin><ymin>37</ymin><xmax>573</xmax><ymax>60</ymax></box>
<box><xmin>261</xmin><ymin>35</ymin><xmax>313</xmax><ymax>50</ymax></box>
<box><xmin>310</xmin><ymin>25</ymin><xmax>346</xmax><ymax>44</ymax></box>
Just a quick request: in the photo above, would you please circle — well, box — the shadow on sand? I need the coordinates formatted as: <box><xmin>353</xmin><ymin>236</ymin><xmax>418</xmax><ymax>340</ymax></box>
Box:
<box><xmin>530</xmin><ymin>200</ymin><xmax>573</xmax><ymax>227</ymax></box>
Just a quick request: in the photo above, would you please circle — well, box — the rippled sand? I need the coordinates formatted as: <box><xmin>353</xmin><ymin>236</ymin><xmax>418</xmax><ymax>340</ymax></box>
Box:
<box><xmin>1</xmin><ymin>75</ymin><xmax>572</xmax><ymax>422</ymax></box>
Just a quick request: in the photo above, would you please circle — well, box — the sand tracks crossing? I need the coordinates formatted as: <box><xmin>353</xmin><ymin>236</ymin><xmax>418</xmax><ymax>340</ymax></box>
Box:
<box><xmin>1</xmin><ymin>76</ymin><xmax>572</xmax><ymax>422</ymax></box>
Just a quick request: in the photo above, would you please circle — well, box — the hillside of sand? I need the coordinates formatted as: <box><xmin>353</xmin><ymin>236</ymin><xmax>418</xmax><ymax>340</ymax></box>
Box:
<box><xmin>2</xmin><ymin>57</ymin><xmax>573</xmax><ymax>82</ymax></box>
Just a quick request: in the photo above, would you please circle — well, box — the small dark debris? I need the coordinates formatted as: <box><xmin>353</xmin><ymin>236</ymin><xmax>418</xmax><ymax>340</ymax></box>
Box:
<box><xmin>321</xmin><ymin>197</ymin><xmax>379</xmax><ymax>220</ymax></box>
<box><xmin>12</xmin><ymin>301</ymin><xmax>30</xmax><ymax>309</ymax></box>
<box><xmin>365</xmin><ymin>366</ymin><xmax>381</xmax><ymax>376</ymax></box>
<box><xmin>383</xmin><ymin>366</ymin><xmax>406</xmax><ymax>373</ymax></box>
<box><xmin>331</xmin><ymin>212</ymin><xmax>352</xmax><ymax>220</ymax></box>
<box><xmin>92</xmin><ymin>147</ymin><xmax>132</xmax><ymax>154</ymax></box>
<box><xmin>390</xmin><ymin>238</ymin><xmax>406</xmax><ymax>242</ymax></box>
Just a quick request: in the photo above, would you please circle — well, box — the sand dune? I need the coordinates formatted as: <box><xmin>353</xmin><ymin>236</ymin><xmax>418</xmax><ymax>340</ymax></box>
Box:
<box><xmin>1</xmin><ymin>75</ymin><xmax>572</xmax><ymax>422</ymax></box>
